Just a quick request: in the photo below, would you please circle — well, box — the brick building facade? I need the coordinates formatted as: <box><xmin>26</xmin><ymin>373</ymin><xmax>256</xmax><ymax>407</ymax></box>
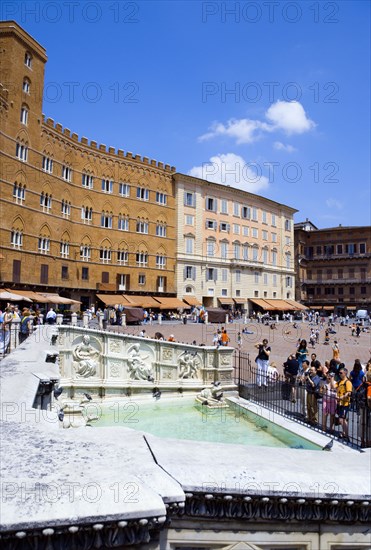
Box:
<box><xmin>294</xmin><ymin>220</ymin><xmax>371</xmax><ymax>315</ymax></box>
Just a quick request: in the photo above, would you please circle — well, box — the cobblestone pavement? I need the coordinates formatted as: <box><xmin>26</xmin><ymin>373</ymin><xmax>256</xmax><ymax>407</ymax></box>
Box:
<box><xmin>107</xmin><ymin>319</ymin><xmax>371</xmax><ymax>374</ymax></box>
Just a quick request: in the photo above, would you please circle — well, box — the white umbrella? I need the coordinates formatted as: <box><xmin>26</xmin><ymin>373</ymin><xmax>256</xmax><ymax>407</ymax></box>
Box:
<box><xmin>0</xmin><ymin>290</ymin><xmax>32</xmax><ymax>302</ymax></box>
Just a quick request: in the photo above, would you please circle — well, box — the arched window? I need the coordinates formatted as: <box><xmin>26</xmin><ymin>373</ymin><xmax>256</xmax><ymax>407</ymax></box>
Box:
<box><xmin>16</xmin><ymin>142</ymin><xmax>28</xmax><ymax>162</ymax></box>
<box><xmin>24</xmin><ymin>52</ymin><xmax>32</xmax><ymax>68</ymax></box>
<box><xmin>20</xmin><ymin>105</ymin><xmax>28</xmax><ymax>125</ymax></box>
<box><xmin>40</xmin><ymin>192</ymin><xmax>52</xmax><ymax>211</ymax></box>
<box><xmin>13</xmin><ymin>182</ymin><xmax>26</xmax><ymax>204</ymax></box>
<box><xmin>23</xmin><ymin>78</ymin><xmax>30</xmax><ymax>93</ymax></box>
<box><xmin>81</xmin><ymin>206</ymin><xmax>93</xmax><ymax>224</ymax></box>
<box><xmin>11</xmin><ymin>230</ymin><xmax>23</xmax><ymax>248</ymax></box>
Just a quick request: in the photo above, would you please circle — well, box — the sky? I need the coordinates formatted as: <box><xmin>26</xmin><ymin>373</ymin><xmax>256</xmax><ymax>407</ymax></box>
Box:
<box><xmin>3</xmin><ymin>0</ymin><xmax>370</xmax><ymax>227</ymax></box>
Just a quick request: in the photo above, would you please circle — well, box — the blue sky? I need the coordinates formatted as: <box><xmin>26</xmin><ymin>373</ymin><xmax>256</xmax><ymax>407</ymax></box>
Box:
<box><xmin>3</xmin><ymin>0</ymin><xmax>370</xmax><ymax>227</ymax></box>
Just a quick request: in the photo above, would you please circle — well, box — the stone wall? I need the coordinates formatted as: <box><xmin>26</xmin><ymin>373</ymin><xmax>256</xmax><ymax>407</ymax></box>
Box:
<box><xmin>57</xmin><ymin>326</ymin><xmax>236</xmax><ymax>399</ymax></box>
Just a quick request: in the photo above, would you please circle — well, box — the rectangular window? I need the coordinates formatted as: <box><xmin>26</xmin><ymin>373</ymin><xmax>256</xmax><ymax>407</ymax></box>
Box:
<box><xmin>156</xmin><ymin>224</ymin><xmax>167</xmax><ymax>237</ymax></box>
<box><xmin>61</xmin><ymin>266</ymin><xmax>69</xmax><ymax>280</ymax></box>
<box><xmin>11</xmin><ymin>230</ymin><xmax>23</xmax><ymax>248</ymax></box>
<box><xmin>118</xmin><ymin>216</ymin><xmax>129</xmax><ymax>231</ymax></box>
<box><xmin>206</xmin><ymin>268</ymin><xmax>217</xmax><ymax>281</ymax></box>
<box><xmin>62</xmin><ymin>166</ymin><xmax>72</xmax><ymax>182</ymax></box>
<box><xmin>156</xmin><ymin>192</ymin><xmax>167</xmax><ymax>205</ymax></box>
<box><xmin>285</xmin><ymin>236</ymin><xmax>291</xmax><ymax>245</ymax></box>
<box><xmin>284</xmin><ymin>219</ymin><xmax>291</xmax><ymax>231</ymax></box>
<box><xmin>361</xmin><ymin>286</ymin><xmax>366</xmax><ymax>294</ymax></box>
<box><xmin>184</xmin><ymin>191</ymin><xmax>195</xmax><ymax>207</ymax></box>
<box><xmin>263</xmin><ymin>273</ymin><xmax>268</xmax><ymax>285</ymax></box>
<box><xmin>233</xmin><ymin>202</ymin><xmax>240</xmax><ymax>216</ymax></box>
<box><xmin>184</xmin><ymin>266</ymin><xmax>195</xmax><ymax>280</ymax></box>
<box><xmin>102</xmin><ymin>271</ymin><xmax>109</xmax><ymax>284</ymax></box>
<box><xmin>60</xmin><ymin>241</ymin><xmax>69</xmax><ymax>258</ymax></box>
<box><xmin>252</xmin><ymin>228</ymin><xmax>258</xmax><ymax>238</ymax></box>
<box><xmin>221</xmin><ymin>288</ymin><xmax>227</xmax><ymax>297</ymax></box>
<box><xmin>254</xmin><ymin>271</ymin><xmax>259</xmax><ymax>284</ymax></box>
<box><xmin>157</xmin><ymin>276</ymin><xmax>166</xmax><ymax>292</ymax></box>
<box><xmin>42</xmin><ymin>156</ymin><xmax>53</xmax><ymax>174</ymax></box>
<box><xmin>40</xmin><ymin>193</ymin><xmax>52</xmax><ymax>212</ymax></box>
<box><xmin>262</xmin><ymin>230</ymin><xmax>268</xmax><ymax>241</ymax></box>
<box><xmin>118</xmin><ymin>274</ymin><xmax>129</xmax><ymax>290</ymax></box>
<box><xmin>243</xmin><ymin>245</ymin><xmax>248</xmax><ymax>260</ymax></box>
<box><xmin>206</xmin><ymin>241</ymin><xmax>215</xmax><ymax>257</ymax></box>
<box><xmin>222</xmin><ymin>269</ymin><xmax>228</xmax><ymax>282</ymax></box>
<box><xmin>272</xmin><ymin>274</ymin><xmax>277</xmax><ymax>287</ymax></box>
<box><xmin>40</xmin><ymin>264</ymin><xmax>48</xmax><ymax>284</ymax></box>
<box><xmin>185</xmin><ymin>237</ymin><xmax>194</xmax><ymax>254</ymax></box>
<box><xmin>38</xmin><ymin>237</ymin><xmax>50</xmax><ymax>254</ymax></box>
<box><xmin>206</xmin><ymin>197</ymin><xmax>217</xmax><ymax>212</ymax></box>
<box><xmin>24</xmin><ymin>52</ymin><xmax>32</xmax><ymax>67</ymax></box>
<box><xmin>80</xmin><ymin>246</ymin><xmax>91</xmax><ymax>262</ymax></box>
<box><xmin>220</xmin><ymin>242</ymin><xmax>228</xmax><ymax>259</ymax></box>
<box><xmin>101</xmin><ymin>213</ymin><xmax>113</xmax><ymax>228</ymax></box>
<box><xmin>119</xmin><ymin>182</ymin><xmax>130</xmax><ymax>196</ymax></box>
<box><xmin>286</xmin><ymin>276</ymin><xmax>292</xmax><ymax>288</ymax></box>
<box><xmin>272</xmin><ymin>251</ymin><xmax>277</xmax><ymax>266</ymax></box>
<box><xmin>241</xmin><ymin>206</ymin><xmax>250</xmax><ymax>219</ymax></box>
<box><xmin>271</xmin><ymin>233</ymin><xmax>277</xmax><ymax>243</ymax></box>
<box><xmin>101</xmin><ymin>179</ymin><xmax>113</xmax><ymax>193</ymax></box>
<box><xmin>61</xmin><ymin>200</ymin><xmax>70</xmax><ymax>217</ymax></box>
<box><xmin>138</xmin><ymin>274</ymin><xmax>146</xmax><ymax>285</ymax></box>
<box><xmin>99</xmin><ymin>249</ymin><xmax>112</xmax><ymax>263</ymax></box>
<box><xmin>82</xmin><ymin>173</ymin><xmax>93</xmax><ymax>188</ymax></box>
<box><xmin>235</xmin><ymin>270</ymin><xmax>241</xmax><ymax>283</ymax></box>
<box><xmin>233</xmin><ymin>224</ymin><xmax>240</xmax><ymax>235</ymax></box>
<box><xmin>338</xmin><ymin>287</ymin><xmax>343</xmax><ymax>295</ymax></box>
<box><xmin>136</xmin><ymin>253</ymin><xmax>148</xmax><ymax>266</ymax></box>
<box><xmin>360</xmin><ymin>243</ymin><xmax>366</xmax><ymax>254</ymax></box>
<box><xmin>185</xmin><ymin>214</ymin><xmax>194</xmax><ymax>226</ymax></box>
<box><xmin>13</xmin><ymin>260</ymin><xmax>21</xmax><ymax>284</ymax></box>
<box><xmin>242</xmin><ymin>226</ymin><xmax>249</xmax><ymax>236</ymax></box>
<box><xmin>81</xmin><ymin>206</ymin><xmax>93</xmax><ymax>223</ymax></box>
<box><xmin>137</xmin><ymin>187</ymin><xmax>149</xmax><ymax>200</ymax></box>
<box><xmin>336</xmin><ymin>244</ymin><xmax>343</xmax><ymax>254</ymax></box>
<box><xmin>262</xmin><ymin>210</ymin><xmax>267</xmax><ymax>223</ymax></box>
<box><xmin>156</xmin><ymin>255</ymin><xmax>166</xmax><ymax>269</ymax></box>
<box><xmin>263</xmin><ymin>249</ymin><xmax>268</xmax><ymax>264</ymax></box>
<box><xmin>221</xmin><ymin>199</ymin><xmax>228</xmax><ymax>214</ymax></box>
<box><xmin>349</xmin><ymin>287</ymin><xmax>355</xmax><ymax>295</ymax></box>
<box><xmin>234</xmin><ymin>243</ymin><xmax>240</xmax><ymax>259</ymax></box>
<box><xmin>16</xmin><ymin>143</ymin><xmax>28</xmax><ymax>162</ymax></box>
<box><xmin>13</xmin><ymin>183</ymin><xmax>26</xmax><ymax>204</ymax></box>
<box><xmin>346</xmin><ymin>243</ymin><xmax>356</xmax><ymax>255</ymax></box>
<box><xmin>220</xmin><ymin>222</ymin><xmax>230</xmax><ymax>232</ymax></box>
<box><xmin>252</xmin><ymin>207</ymin><xmax>258</xmax><ymax>221</ymax></box>
<box><xmin>206</xmin><ymin>219</ymin><xmax>217</xmax><ymax>230</ymax></box>
<box><xmin>271</xmin><ymin>214</ymin><xmax>276</xmax><ymax>226</ymax></box>
<box><xmin>117</xmin><ymin>251</ymin><xmax>128</xmax><ymax>264</ymax></box>
<box><xmin>82</xmin><ymin>267</ymin><xmax>89</xmax><ymax>280</ymax></box>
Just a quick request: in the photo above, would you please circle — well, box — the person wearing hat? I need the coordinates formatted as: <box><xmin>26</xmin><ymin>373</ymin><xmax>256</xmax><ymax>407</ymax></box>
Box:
<box><xmin>19</xmin><ymin>309</ymin><xmax>34</xmax><ymax>344</ymax></box>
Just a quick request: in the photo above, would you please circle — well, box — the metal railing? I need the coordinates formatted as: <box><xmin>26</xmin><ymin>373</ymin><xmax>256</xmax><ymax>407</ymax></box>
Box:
<box><xmin>234</xmin><ymin>351</ymin><xmax>371</xmax><ymax>449</ymax></box>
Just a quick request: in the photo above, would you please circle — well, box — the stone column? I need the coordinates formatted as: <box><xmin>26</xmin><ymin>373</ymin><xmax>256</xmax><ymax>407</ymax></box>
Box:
<box><xmin>83</xmin><ymin>312</ymin><xmax>89</xmax><ymax>328</ymax></box>
<box><xmin>121</xmin><ymin>314</ymin><xmax>126</xmax><ymax>327</ymax></box>
<box><xmin>71</xmin><ymin>312</ymin><xmax>78</xmax><ymax>326</ymax></box>
<box><xmin>10</xmin><ymin>318</ymin><xmax>20</xmax><ymax>351</ymax></box>
<box><xmin>158</xmin><ymin>314</ymin><xmax>162</xmax><ymax>325</ymax></box>
<box><xmin>56</xmin><ymin>314</ymin><xmax>63</xmax><ymax>325</ymax></box>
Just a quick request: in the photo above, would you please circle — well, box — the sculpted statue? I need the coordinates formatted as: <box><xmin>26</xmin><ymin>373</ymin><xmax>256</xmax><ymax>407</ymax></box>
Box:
<box><xmin>127</xmin><ymin>343</ymin><xmax>153</xmax><ymax>381</ymax></box>
<box><xmin>178</xmin><ymin>351</ymin><xmax>200</xmax><ymax>379</ymax></box>
<box><xmin>72</xmin><ymin>335</ymin><xmax>100</xmax><ymax>378</ymax></box>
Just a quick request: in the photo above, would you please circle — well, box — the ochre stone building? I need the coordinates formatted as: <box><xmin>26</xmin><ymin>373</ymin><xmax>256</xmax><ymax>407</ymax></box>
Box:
<box><xmin>0</xmin><ymin>21</ymin><xmax>176</xmax><ymax>309</ymax></box>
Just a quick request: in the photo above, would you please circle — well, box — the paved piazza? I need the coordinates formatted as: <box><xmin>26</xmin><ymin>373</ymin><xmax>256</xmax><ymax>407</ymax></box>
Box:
<box><xmin>113</xmin><ymin>319</ymin><xmax>371</xmax><ymax>374</ymax></box>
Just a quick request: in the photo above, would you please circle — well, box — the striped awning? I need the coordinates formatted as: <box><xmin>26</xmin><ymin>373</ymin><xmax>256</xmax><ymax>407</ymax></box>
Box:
<box><xmin>218</xmin><ymin>297</ymin><xmax>234</xmax><ymax>305</ymax></box>
<box><xmin>96</xmin><ymin>294</ymin><xmax>132</xmax><ymax>306</ymax></box>
<box><xmin>183</xmin><ymin>296</ymin><xmax>202</xmax><ymax>306</ymax></box>
<box><xmin>153</xmin><ymin>297</ymin><xmax>190</xmax><ymax>310</ymax></box>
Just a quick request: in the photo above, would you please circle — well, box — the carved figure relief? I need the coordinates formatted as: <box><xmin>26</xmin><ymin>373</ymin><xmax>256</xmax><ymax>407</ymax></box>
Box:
<box><xmin>72</xmin><ymin>335</ymin><xmax>100</xmax><ymax>378</ymax></box>
<box><xmin>127</xmin><ymin>343</ymin><xmax>154</xmax><ymax>381</ymax></box>
<box><xmin>178</xmin><ymin>351</ymin><xmax>201</xmax><ymax>379</ymax></box>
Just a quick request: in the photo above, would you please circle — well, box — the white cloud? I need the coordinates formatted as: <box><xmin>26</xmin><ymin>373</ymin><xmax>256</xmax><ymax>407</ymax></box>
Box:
<box><xmin>326</xmin><ymin>198</ymin><xmax>343</xmax><ymax>210</ymax></box>
<box><xmin>266</xmin><ymin>100</ymin><xmax>315</xmax><ymax>134</ymax></box>
<box><xmin>273</xmin><ymin>141</ymin><xmax>297</xmax><ymax>153</ymax></box>
<box><xmin>198</xmin><ymin>101</ymin><xmax>315</xmax><ymax>144</ymax></box>
<box><xmin>198</xmin><ymin>119</ymin><xmax>271</xmax><ymax>144</ymax></box>
<box><xmin>188</xmin><ymin>153</ymin><xmax>269</xmax><ymax>193</ymax></box>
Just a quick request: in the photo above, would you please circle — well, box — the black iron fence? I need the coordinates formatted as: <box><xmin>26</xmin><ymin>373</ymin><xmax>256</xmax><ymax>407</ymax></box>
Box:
<box><xmin>234</xmin><ymin>351</ymin><xmax>371</xmax><ymax>449</ymax></box>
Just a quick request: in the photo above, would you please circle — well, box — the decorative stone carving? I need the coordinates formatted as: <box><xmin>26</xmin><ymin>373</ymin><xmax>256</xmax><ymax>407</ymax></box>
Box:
<box><xmin>220</xmin><ymin>354</ymin><xmax>231</xmax><ymax>365</ymax></box>
<box><xmin>178</xmin><ymin>351</ymin><xmax>201</xmax><ymax>379</ymax></box>
<box><xmin>109</xmin><ymin>361</ymin><xmax>121</xmax><ymax>378</ymax></box>
<box><xmin>162</xmin><ymin>348</ymin><xmax>173</xmax><ymax>361</ymax></box>
<box><xmin>72</xmin><ymin>335</ymin><xmax>100</xmax><ymax>378</ymax></box>
<box><xmin>109</xmin><ymin>339</ymin><xmax>121</xmax><ymax>353</ymax></box>
<box><xmin>127</xmin><ymin>343</ymin><xmax>154</xmax><ymax>381</ymax></box>
<box><xmin>162</xmin><ymin>368</ymin><xmax>174</xmax><ymax>380</ymax></box>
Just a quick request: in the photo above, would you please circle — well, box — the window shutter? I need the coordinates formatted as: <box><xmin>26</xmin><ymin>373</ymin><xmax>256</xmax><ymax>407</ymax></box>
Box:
<box><xmin>192</xmin><ymin>267</ymin><xmax>196</xmax><ymax>280</ymax></box>
<box><xmin>214</xmin><ymin>269</ymin><xmax>218</xmax><ymax>282</ymax></box>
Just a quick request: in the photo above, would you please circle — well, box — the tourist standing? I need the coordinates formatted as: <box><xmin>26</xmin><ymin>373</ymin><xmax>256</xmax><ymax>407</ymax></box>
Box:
<box><xmin>336</xmin><ymin>368</ymin><xmax>353</xmax><ymax>441</ymax></box>
<box><xmin>304</xmin><ymin>366</ymin><xmax>321</xmax><ymax>425</ymax></box>
<box><xmin>255</xmin><ymin>339</ymin><xmax>271</xmax><ymax>388</ymax></box>
<box><xmin>321</xmin><ymin>372</ymin><xmax>337</xmax><ymax>432</ymax></box>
